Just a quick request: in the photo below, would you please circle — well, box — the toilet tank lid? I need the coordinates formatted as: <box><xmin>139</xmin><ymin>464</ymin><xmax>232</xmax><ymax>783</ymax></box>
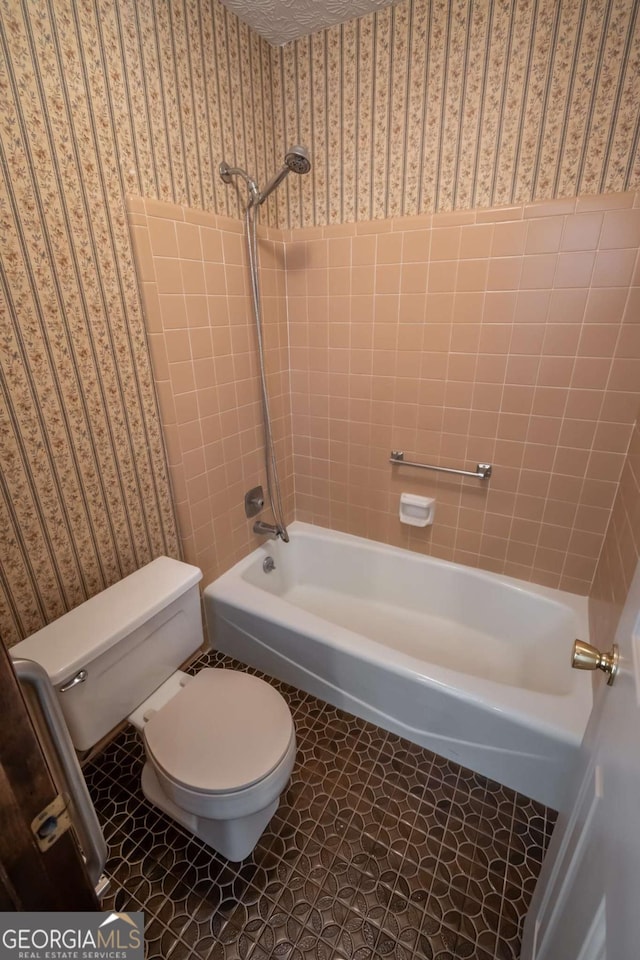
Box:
<box><xmin>10</xmin><ymin>557</ymin><xmax>202</xmax><ymax>686</ymax></box>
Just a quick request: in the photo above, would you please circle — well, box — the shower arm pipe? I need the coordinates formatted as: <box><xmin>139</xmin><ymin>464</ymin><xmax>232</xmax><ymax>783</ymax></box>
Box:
<box><xmin>219</xmin><ymin>162</ymin><xmax>259</xmax><ymax>204</ymax></box>
<box><xmin>256</xmin><ymin>165</ymin><xmax>290</xmax><ymax>205</ymax></box>
<box><xmin>390</xmin><ymin>450</ymin><xmax>492</xmax><ymax>480</ymax></box>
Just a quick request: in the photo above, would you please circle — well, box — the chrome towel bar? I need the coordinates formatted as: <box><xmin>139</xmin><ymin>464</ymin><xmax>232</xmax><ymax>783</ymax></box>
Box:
<box><xmin>389</xmin><ymin>450</ymin><xmax>492</xmax><ymax>480</ymax></box>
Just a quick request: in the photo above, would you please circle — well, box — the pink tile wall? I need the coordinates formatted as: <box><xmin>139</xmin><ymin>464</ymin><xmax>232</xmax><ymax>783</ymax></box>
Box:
<box><xmin>589</xmin><ymin>416</ymin><xmax>640</xmax><ymax>645</ymax></box>
<box><xmin>128</xmin><ymin>189</ymin><xmax>639</xmax><ymax>599</ymax></box>
<box><xmin>288</xmin><ymin>193</ymin><xmax>640</xmax><ymax>594</ymax></box>
<box><xmin>127</xmin><ymin>197</ymin><xmax>292</xmax><ymax>585</ymax></box>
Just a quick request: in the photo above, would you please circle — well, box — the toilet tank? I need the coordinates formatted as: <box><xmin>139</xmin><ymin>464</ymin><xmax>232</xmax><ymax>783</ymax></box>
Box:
<box><xmin>11</xmin><ymin>557</ymin><xmax>203</xmax><ymax>751</ymax></box>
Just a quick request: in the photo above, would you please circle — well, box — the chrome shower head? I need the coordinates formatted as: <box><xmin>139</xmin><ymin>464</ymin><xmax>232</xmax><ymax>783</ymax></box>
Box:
<box><xmin>258</xmin><ymin>146</ymin><xmax>312</xmax><ymax>204</ymax></box>
<box><xmin>284</xmin><ymin>145</ymin><xmax>311</xmax><ymax>175</ymax></box>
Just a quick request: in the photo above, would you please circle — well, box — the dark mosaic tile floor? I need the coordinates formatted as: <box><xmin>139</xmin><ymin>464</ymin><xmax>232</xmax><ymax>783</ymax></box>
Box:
<box><xmin>85</xmin><ymin>650</ymin><xmax>556</xmax><ymax>960</ymax></box>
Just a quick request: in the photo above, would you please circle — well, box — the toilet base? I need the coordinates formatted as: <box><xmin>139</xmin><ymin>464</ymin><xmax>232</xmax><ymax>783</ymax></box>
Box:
<box><xmin>141</xmin><ymin>762</ymin><xmax>279</xmax><ymax>862</ymax></box>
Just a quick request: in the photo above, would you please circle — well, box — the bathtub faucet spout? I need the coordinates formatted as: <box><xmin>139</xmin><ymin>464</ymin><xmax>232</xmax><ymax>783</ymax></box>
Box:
<box><xmin>253</xmin><ymin>519</ymin><xmax>289</xmax><ymax>542</ymax></box>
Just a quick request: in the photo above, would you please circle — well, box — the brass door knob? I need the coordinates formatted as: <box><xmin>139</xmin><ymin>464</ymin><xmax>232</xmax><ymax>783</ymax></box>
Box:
<box><xmin>572</xmin><ymin>639</ymin><xmax>619</xmax><ymax>685</ymax></box>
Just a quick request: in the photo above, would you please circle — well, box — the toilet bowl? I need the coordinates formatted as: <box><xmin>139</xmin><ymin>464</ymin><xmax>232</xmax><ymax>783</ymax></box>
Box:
<box><xmin>130</xmin><ymin>668</ymin><xmax>296</xmax><ymax>860</ymax></box>
<box><xmin>10</xmin><ymin>556</ymin><xmax>296</xmax><ymax>862</ymax></box>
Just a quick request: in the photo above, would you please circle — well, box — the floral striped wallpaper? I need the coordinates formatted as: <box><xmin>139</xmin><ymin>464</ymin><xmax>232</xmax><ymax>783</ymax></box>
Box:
<box><xmin>0</xmin><ymin>0</ymin><xmax>270</xmax><ymax>645</ymax></box>
<box><xmin>271</xmin><ymin>0</ymin><xmax>640</xmax><ymax>228</ymax></box>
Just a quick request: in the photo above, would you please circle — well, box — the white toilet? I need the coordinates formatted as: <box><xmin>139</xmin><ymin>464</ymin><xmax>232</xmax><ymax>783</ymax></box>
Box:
<box><xmin>11</xmin><ymin>556</ymin><xmax>296</xmax><ymax>862</ymax></box>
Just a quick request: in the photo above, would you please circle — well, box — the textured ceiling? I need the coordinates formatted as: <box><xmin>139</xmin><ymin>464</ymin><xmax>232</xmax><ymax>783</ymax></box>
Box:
<box><xmin>220</xmin><ymin>0</ymin><xmax>398</xmax><ymax>45</ymax></box>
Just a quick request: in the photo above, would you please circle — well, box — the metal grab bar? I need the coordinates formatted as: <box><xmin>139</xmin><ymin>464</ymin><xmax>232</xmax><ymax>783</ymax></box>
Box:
<box><xmin>390</xmin><ymin>450</ymin><xmax>492</xmax><ymax>480</ymax></box>
<box><xmin>13</xmin><ymin>658</ymin><xmax>107</xmax><ymax>887</ymax></box>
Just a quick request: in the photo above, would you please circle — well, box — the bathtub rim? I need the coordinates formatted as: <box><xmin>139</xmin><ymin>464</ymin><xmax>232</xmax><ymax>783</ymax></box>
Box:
<box><xmin>205</xmin><ymin>521</ymin><xmax>592</xmax><ymax>748</ymax></box>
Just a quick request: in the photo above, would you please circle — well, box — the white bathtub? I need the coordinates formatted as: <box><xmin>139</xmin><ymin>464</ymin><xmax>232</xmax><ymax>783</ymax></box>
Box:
<box><xmin>204</xmin><ymin>522</ymin><xmax>592</xmax><ymax>808</ymax></box>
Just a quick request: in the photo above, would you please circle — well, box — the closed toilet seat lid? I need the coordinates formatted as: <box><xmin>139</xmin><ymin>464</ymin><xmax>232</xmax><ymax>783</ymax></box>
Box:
<box><xmin>144</xmin><ymin>669</ymin><xmax>294</xmax><ymax>794</ymax></box>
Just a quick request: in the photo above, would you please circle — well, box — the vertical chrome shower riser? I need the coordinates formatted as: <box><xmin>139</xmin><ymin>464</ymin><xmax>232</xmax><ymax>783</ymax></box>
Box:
<box><xmin>218</xmin><ymin>148</ymin><xmax>311</xmax><ymax>544</ymax></box>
